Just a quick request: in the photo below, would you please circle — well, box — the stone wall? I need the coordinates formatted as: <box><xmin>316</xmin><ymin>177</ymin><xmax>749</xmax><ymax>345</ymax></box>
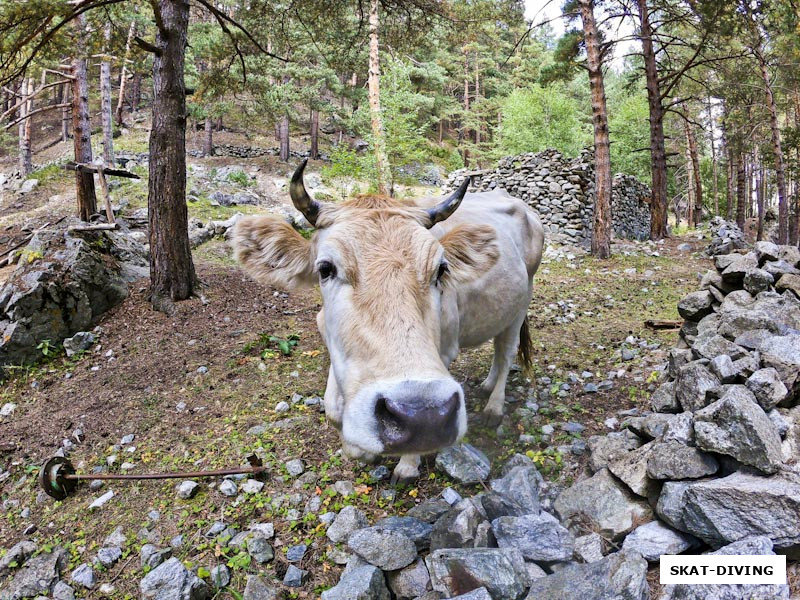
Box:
<box><xmin>444</xmin><ymin>149</ymin><xmax>651</xmax><ymax>245</ymax></box>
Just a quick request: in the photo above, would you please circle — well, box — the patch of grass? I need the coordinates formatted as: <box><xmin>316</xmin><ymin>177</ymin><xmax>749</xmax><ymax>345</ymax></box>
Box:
<box><xmin>28</xmin><ymin>163</ymin><xmax>69</xmax><ymax>186</ymax></box>
<box><xmin>226</xmin><ymin>170</ymin><xmax>255</xmax><ymax>188</ymax></box>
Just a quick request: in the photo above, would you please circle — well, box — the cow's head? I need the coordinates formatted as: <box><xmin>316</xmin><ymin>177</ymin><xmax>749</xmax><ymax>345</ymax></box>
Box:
<box><xmin>234</xmin><ymin>161</ymin><xmax>499</xmax><ymax>458</ymax></box>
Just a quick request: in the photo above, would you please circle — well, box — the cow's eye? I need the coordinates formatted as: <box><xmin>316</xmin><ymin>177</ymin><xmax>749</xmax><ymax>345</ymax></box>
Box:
<box><xmin>318</xmin><ymin>261</ymin><xmax>336</xmax><ymax>281</ymax></box>
<box><xmin>436</xmin><ymin>262</ymin><xmax>448</xmax><ymax>284</ymax></box>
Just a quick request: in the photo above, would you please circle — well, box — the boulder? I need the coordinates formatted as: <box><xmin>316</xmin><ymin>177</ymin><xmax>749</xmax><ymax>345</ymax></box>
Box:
<box><xmin>776</xmin><ymin>273</ymin><xmax>800</xmax><ymax>297</ymax></box>
<box><xmin>386</xmin><ymin>559</ymin><xmax>430</xmax><ymax>600</ymax></box>
<box><xmin>321</xmin><ymin>565</ymin><xmax>390</xmax><ymax>600</ymax></box>
<box><xmin>746</xmin><ymin>368</ymin><xmax>789</xmax><ymax>410</ymax></box>
<box><xmin>0</xmin><ymin>548</ymin><xmax>66</xmax><ymax>600</ymax></box>
<box><xmin>675</xmin><ymin>362</ymin><xmax>720</xmax><ymax>412</ymax></box>
<box><xmin>139</xmin><ymin>557</ymin><xmax>209</xmax><ymax>600</ymax></box>
<box><xmin>587</xmin><ymin>430</ymin><xmax>643</xmax><ymax>473</ymax></box>
<box><xmin>492</xmin><ymin>512</ymin><xmax>574</xmax><ymax>561</ymax></box>
<box><xmin>677</xmin><ymin>291</ymin><xmax>714</xmax><ymax>321</ymax></box>
<box><xmin>347</xmin><ymin>526</ymin><xmax>417</xmax><ymax>571</ymax></box>
<box><xmin>430</xmin><ymin>503</ymin><xmax>485</xmax><ymax>550</ymax></box>
<box><xmin>554</xmin><ymin>469</ymin><xmax>653</xmax><ymax>540</ymax></box>
<box><xmin>692</xmin><ymin>333</ymin><xmax>746</xmax><ymax>361</ymax></box>
<box><xmin>661</xmin><ymin>413</ymin><xmax>695</xmax><ymax>446</ymax></box>
<box><xmin>373</xmin><ymin>516</ymin><xmax>432</xmax><ymax>551</ymax></box>
<box><xmin>435</xmin><ymin>443</ymin><xmax>491</xmax><ymax>484</ymax></box>
<box><xmin>651</xmin><ymin>382</ymin><xmax>679</xmax><ymax>413</ymax></box>
<box><xmin>0</xmin><ymin>540</ymin><xmax>37</xmax><ymax>577</ymax></box>
<box><xmin>573</xmin><ymin>533</ymin><xmax>606</xmax><ymax>563</ymax></box>
<box><xmin>743</xmin><ymin>268</ymin><xmax>774</xmax><ymax>295</ymax></box>
<box><xmin>426</xmin><ymin>548</ymin><xmax>528</xmax><ymax>600</ymax></box>
<box><xmin>524</xmin><ymin>550</ymin><xmax>648</xmax><ymax>600</ymax></box>
<box><xmin>327</xmin><ymin>506</ymin><xmax>368</xmax><ymax>543</ymax></box>
<box><xmin>242</xmin><ymin>575</ymin><xmax>281</xmax><ymax>600</ymax></box>
<box><xmin>656</xmin><ymin>472</ymin><xmax>800</xmax><ymax>549</ymax></box>
<box><xmin>694</xmin><ymin>387</ymin><xmax>783</xmax><ymax>474</ymax></box>
<box><xmin>720</xmin><ymin>252</ymin><xmax>758</xmax><ymax>282</ymax></box>
<box><xmin>756</xmin><ymin>333</ymin><xmax>800</xmax><ymax>393</ymax></box>
<box><xmin>621</xmin><ymin>521</ymin><xmax>698</xmax><ymax>561</ymax></box>
<box><xmin>607</xmin><ymin>441</ymin><xmax>658</xmax><ymax>498</ymax></box>
<box><xmin>489</xmin><ymin>465</ymin><xmax>542</xmax><ymax>514</ymax></box>
<box><xmin>646</xmin><ymin>441</ymin><xmax>718</xmax><ymax>480</ymax></box>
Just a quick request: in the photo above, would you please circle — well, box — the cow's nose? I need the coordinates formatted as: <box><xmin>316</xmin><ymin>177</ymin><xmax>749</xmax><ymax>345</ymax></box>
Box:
<box><xmin>374</xmin><ymin>382</ymin><xmax>461</xmax><ymax>453</ymax></box>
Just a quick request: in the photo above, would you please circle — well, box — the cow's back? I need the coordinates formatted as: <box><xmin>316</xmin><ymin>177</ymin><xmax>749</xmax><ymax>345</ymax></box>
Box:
<box><xmin>430</xmin><ymin>190</ymin><xmax>544</xmax><ymax>349</ymax></box>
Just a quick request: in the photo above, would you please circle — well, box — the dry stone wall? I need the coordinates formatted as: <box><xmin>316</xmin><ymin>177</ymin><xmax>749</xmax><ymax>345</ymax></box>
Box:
<box><xmin>444</xmin><ymin>149</ymin><xmax>651</xmax><ymax>245</ymax></box>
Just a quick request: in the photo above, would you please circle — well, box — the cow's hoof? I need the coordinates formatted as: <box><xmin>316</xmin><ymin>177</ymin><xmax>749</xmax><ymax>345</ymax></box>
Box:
<box><xmin>478</xmin><ymin>409</ymin><xmax>503</xmax><ymax>428</ymax></box>
<box><xmin>390</xmin><ymin>466</ymin><xmax>419</xmax><ymax>486</ymax></box>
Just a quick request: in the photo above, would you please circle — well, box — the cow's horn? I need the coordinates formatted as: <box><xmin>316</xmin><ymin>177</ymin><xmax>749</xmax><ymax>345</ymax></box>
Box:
<box><xmin>289</xmin><ymin>159</ymin><xmax>322</xmax><ymax>227</ymax></box>
<box><xmin>426</xmin><ymin>177</ymin><xmax>470</xmax><ymax>228</ymax></box>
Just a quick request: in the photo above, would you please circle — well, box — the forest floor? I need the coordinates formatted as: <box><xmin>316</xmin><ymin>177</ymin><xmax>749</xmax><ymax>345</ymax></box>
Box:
<box><xmin>0</xmin><ymin>121</ymin><xmax>721</xmax><ymax>598</ymax></box>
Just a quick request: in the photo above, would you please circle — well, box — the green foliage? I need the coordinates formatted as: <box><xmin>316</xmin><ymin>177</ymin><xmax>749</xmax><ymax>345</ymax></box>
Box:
<box><xmin>496</xmin><ymin>84</ymin><xmax>590</xmax><ymax>157</ymax></box>
<box><xmin>609</xmin><ymin>93</ymin><xmax>652</xmax><ymax>184</ymax></box>
<box><xmin>226</xmin><ymin>170</ymin><xmax>254</xmax><ymax>187</ymax></box>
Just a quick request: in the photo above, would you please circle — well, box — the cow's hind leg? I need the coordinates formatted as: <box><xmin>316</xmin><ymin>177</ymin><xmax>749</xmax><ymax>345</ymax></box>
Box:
<box><xmin>391</xmin><ymin>454</ymin><xmax>421</xmax><ymax>485</ymax></box>
<box><xmin>480</xmin><ymin>313</ymin><xmax>526</xmax><ymax>426</ymax></box>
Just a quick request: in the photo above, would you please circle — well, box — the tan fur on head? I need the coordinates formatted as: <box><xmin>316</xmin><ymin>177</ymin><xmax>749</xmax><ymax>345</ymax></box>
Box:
<box><xmin>232</xmin><ymin>215</ymin><xmax>315</xmax><ymax>290</ymax></box>
<box><xmin>439</xmin><ymin>224</ymin><xmax>500</xmax><ymax>283</ymax></box>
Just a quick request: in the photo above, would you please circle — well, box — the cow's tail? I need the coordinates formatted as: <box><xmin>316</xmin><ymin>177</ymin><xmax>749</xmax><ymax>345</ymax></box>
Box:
<box><xmin>517</xmin><ymin>315</ymin><xmax>533</xmax><ymax>374</ymax></box>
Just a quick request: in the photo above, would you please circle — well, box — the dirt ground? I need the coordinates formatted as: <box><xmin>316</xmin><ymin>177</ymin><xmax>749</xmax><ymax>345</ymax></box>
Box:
<box><xmin>3</xmin><ymin>126</ymin><xmax>793</xmax><ymax>598</ymax></box>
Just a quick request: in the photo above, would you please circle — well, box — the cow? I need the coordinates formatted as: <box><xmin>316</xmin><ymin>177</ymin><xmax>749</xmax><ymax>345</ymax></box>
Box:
<box><xmin>234</xmin><ymin>160</ymin><xmax>544</xmax><ymax>483</ymax></box>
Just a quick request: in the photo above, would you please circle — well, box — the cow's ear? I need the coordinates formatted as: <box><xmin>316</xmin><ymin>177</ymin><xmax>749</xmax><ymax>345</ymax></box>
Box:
<box><xmin>439</xmin><ymin>224</ymin><xmax>499</xmax><ymax>283</ymax></box>
<box><xmin>233</xmin><ymin>216</ymin><xmax>315</xmax><ymax>289</ymax></box>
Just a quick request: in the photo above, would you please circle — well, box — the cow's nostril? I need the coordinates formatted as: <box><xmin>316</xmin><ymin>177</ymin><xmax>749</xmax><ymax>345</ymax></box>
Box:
<box><xmin>376</xmin><ymin>396</ymin><xmax>410</xmax><ymax>446</ymax></box>
<box><xmin>440</xmin><ymin>392</ymin><xmax>459</xmax><ymax>418</ymax></box>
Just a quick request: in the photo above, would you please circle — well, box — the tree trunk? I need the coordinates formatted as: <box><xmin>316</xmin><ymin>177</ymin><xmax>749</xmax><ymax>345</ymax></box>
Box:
<box><xmin>148</xmin><ymin>0</ymin><xmax>196</xmax><ymax>312</ymax></box>
<box><xmin>756</xmin><ymin>151</ymin><xmax>765</xmax><ymax>241</ymax></box>
<box><xmin>115</xmin><ymin>20</ymin><xmax>136</xmax><ymax>124</ymax></box>
<box><xmin>310</xmin><ymin>108</ymin><xmax>319</xmax><ymax>159</ymax></box>
<box><xmin>279</xmin><ymin>112</ymin><xmax>289</xmax><ymax>162</ymax></box>
<box><xmin>736</xmin><ymin>148</ymin><xmax>746</xmax><ymax>232</ymax></box>
<box><xmin>367</xmin><ymin>0</ymin><xmax>390</xmax><ymax>194</ymax></box>
<box><xmin>72</xmin><ymin>18</ymin><xmax>97</xmax><ymax>221</ymax></box>
<box><xmin>462</xmin><ymin>48</ymin><xmax>470</xmax><ymax>167</ymax></box>
<box><xmin>708</xmin><ymin>96</ymin><xmax>719</xmax><ymax>216</ymax></box>
<box><xmin>18</xmin><ymin>77</ymin><xmax>32</xmax><ymax>175</ymax></box>
<box><xmin>637</xmin><ymin>0</ymin><xmax>668</xmax><ymax>240</ymax></box>
<box><xmin>203</xmin><ymin>113</ymin><xmax>213</xmax><ymax>156</ymax></box>
<box><xmin>130</xmin><ymin>72</ymin><xmax>142</xmax><ymax>111</ymax></box>
<box><xmin>100</xmin><ymin>23</ymin><xmax>114</xmax><ymax>166</ymax></box>
<box><xmin>793</xmin><ymin>89</ymin><xmax>800</xmax><ymax>245</ymax></box>
<box><xmin>685</xmin><ymin>124</ymin><xmax>695</xmax><ymax>228</ymax></box>
<box><xmin>686</xmin><ymin>122</ymin><xmax>702</xmax><ymax>226</ymax></box>
<box><xmin>474</xmin><ymin>54</ymin><xmax>480</xmax><ymax>157</ymax></box>
<box><xmin>61</xmin><ymin>82</ymin><xmax>70</xmax><ymax>141</ymax></box>
<box><xmin>580</xmin><ymin>0</ymin><xmax>612</xmax><ymax>259</ymax></box>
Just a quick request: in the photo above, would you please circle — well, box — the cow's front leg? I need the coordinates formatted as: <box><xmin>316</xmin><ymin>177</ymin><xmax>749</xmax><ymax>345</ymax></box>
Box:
<box><xmin>481</xmin><ymin>316</ymin><xmax>525</xmax><ymax>426</ymax></box>
<box><xmin>390</xmin><ymin>454</ymin><xmax>421</xmax><ymax>485</ymax></box>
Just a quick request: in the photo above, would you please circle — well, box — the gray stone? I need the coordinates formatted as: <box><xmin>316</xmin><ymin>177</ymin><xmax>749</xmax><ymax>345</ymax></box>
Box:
<box><xmin>721</xmin><ymin>252</ymin><xmax>759</xmax><ymax>282</ymax></box>
<box><xmin>452</xmin><ymin>588</ymin><xmax>492</xmax><ymax>600</ymax></box>
<box><xmin>776</xmin><ymin>272</ymin><xmax>800</xmax><ymax>297</ymax></box>
<box><xmin>219</xmin><ymin>479</ymin><xmax>238</xmax><ymax>497</ymax></box>
<box><xmin>285</xmin><ymin>458</ymin><xmax>304</xmax><ymax>477</ymax></box>
<box><xmin>718</xmin><ymin>290</ymin><xmax>800</xmax><ymax>341</ymax></box>
<box><xmin>646</xmin><ymin>441</ymin><xmax>717</xmax><ymax>480</ymax></box>
<box><xmin>426</xmin><ymin>548</ymin><xmax>528</xmax><ymax>600</ymax></box>
<box><xmin>321</xmin><ymin>565</ymin><xmax>390</xmax><ymax>600</ymax></box>
<box><xmin>658</xmin><ymin>536</ymin><xmax>790</xmax><ymax>600</ymax></box>
<box><xmin>746</xmin><ymin>368</ymin><xmax>789</xmax><ymax>410</ymax></box>
<box><xmin>1</xmin><ymin>548</ymin><xmax>66</xmax><ymax>600</ymax></box>
<box><xmin>246</xmin><ymin>536</ymin><xmax>274</xmax><ymax>564</ymax></box>
<box><xmin>0</xmin><ymin>540</ymin><xmax>37</xmax><ymax>577</ymax></box>
<box><xmin>435</xmin><ymin>443</ymin><xmax>491</xmax><ymax>484</ymax></box>
<box><xmin>430</xmin><ymin>503</ymin><xmax>484</xmax><ymax>550</ymax></box>
<box><xmin>210</xmin><ymin>565</ymin><xmax>230</xmax><ymax>588</ymax></box>
<box><xmin>52</xmin><ymin>581</ymin><xmax>75</xmax><ymax>600</ymax></box>
<box><xmin>407</xmin><ymin>498</ymin><xmax>451</xmax><ymax>523</ymax></box>
<box><xmin>754</xmin><ymin>241</ymin><xmax>781</xmax><ymax>263</ymax></box>
<box><xmin>758</xmin><ymin>333</ymin><xmax>800</xmax><ymax>392</ymax></box>
<box><xmin>63</xmin><ymin>331</ymin><xmax>95</xmax><ymax>357</ymax></box>
<box><xmin>479</xmin><ymin>491</ymin><xmax>527</xmax><ymax>521</ymax></box>
<box><xmin>70</xmin><ymin>563</ymin><xmax>96</xmax><ymax>590</ymax></box>
<box><xmin>374</xmin><ymin>516</ymin><xmax>432</xmax><ymax>551</ymax></box>
<box><xmin>386</xmin><ymin>558</ymin><xmax>431</xmax><ymax>600</ymax></box>
<box><xmin>661</xmin><ymin>412</ymin><xmax>695</xmax><ymax>445</ymax></box>
<box><xmin>489</xmin><ymin>465</ymin><xmax>543</xmax><ymax>514</ymax></box>
<box><xmin>241</xmin><ymin>479</ymin><xmax>263</xmax><ymax>494</ymax></box>
<box><xmin>692</xmin><ymin>333</ymin><xmax>746</xmax><ymax>362</ymax></box>
<box><xmin>709</xmin><ymin>355</ymin><xmax>737</xmax><ymax>383</ymax></box>
<box><xmin>177</xmin><ymin>480</ymin><xmax>199</xmax><ymax>499</ymax></box>
<box><xmin>524</xmin><ymin>550</ymin><xmax>648</xmax><ymax>600</ymax></box>
<box><xmin>764</xmin><ymin>259</ymin><xmax>800</xmax><ymax>278</ymax></box>
<box><xmin>621</xmin><ymin>521</ymin><xmax>698</xmax><ymax>561</ymax></box>
<box><xmin>140</xmin><ymin>544</ymin><xmax>172</xmax><ymax>570</ymax></box>
<box><xmin>768</xmin><ymin>408</ymin><xmax>790</xmax><ymax>438</ymax></box>
<box><xmin>695</xmin><ymin>387</ymin><xmax>783</xmax><ymax>474</ymax></box>
<box><xmin>587</xmin><ymin>430</ymin><xmax>643</xmax><ymax>472</ymax></box>
<box><xmin>96</xmin><ymin>546</ymin><xmax>122</xmax><ymax>567</ymax></box>
<box><xmin>327</xmin><ymin>506</ymin><xmax>369</xmax><ymax>543</ymax></box>
<box><xmin>656</xmin><ymin>472</ymin><xmax>800</xmax><ymax>549</ymax></box>
<box><xmin>286</xmin><ymin>544</ymin><xmax>306</xmax><ymax>562</ymax></box>
<box><xmin>554</xmin><ymin>469</ymin><xmax>653</xmax><ymax>540</ymax></box>
<box><xmin>282</xmin><ymin>565</ymin><xmax>308</xmax><ymax>587</ymax></box>
<box><xmin>492</xmin><ymin>512</ymin><xmax>574</xmax><ymax>561</ymax></box>
<box><xmin>675</xmin><ymin>362</ymin><xmax>720</xmax><ymax>412</ymax></box>
<box><xmin>348</xmin><ymin>526</ymin><xmax>417</xmax><ymax>570</ymax></box>
<box><xmin>242</xmin><ymin>575</ymin><xmax>280</xmax><ymax>600</ymax></box>
<box><xmin>607</xmin><ymin>441</ymin><xmax>658</xmax><ymax>497</ymax></box>
<box><xmin>651</xmin><ymin>382</ymin><xmax>679</xmax><ymax>413</ymax></box>
<box><xmin>678</xmin><ymin>291</ymin><xmax>714</xmax><ymax>321</ymax></box>
<box><xmin>573</xmin><ymin>533</ymin><xmax>605</xmax><ymax>563</ymax></box>
<box><xmin>743</xmin><ymin>268</ymin><xmax>774</xmax><ymax>295</ymax></box>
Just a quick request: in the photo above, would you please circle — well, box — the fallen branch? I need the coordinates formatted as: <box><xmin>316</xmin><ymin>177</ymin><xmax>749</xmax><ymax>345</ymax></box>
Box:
<box><xmin>67</xmin><ymin>223</ymin><xmax>119</xmax><ymax>232</ymax></box>
<box><xmin>644</xmin><ymin>319</ymin><xmax>682</xmax><ymax>330</ymax></box>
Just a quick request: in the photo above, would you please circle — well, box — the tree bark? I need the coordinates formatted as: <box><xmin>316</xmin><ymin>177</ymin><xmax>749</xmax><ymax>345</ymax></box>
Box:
<box><xmin>685</xmin><ymin>121</ymin><xmax>702</xmax><ymax>226</ymax></box>
<box><xmin>61</xmin><ymin>82</ymin><xmax>70</xmax><ymax>141</ymax></box>
<box><xmin>115</xmin><ymin>20</ymin><xmax>136</xmax><ymax>124</ymax></box>
<box><xmin>279</xmin><ymin>111</ymin><xmax>289</xmax><ymax>162</ymax></box>
<box><xmin>130</xmin><ymin>72</ymin><xmax>142</xmax><ymax>111</ymax></box>
<box><xmin>756</xmin><ymin>151</ymin><xmax>765</xmax><ymax>241</ymax></box>
<box><xmin>793</xmin><ymin>89</ymin><xmax>800</xmax><ymax>245</ymax></box>
<box><xmin>368</xmin><ymin>0</ymin><xmax>390</xmax><ymax>194</ymax></box>
<box><xmin>462</xmin><ymin>48</ymin><xmax>470</xmax><ymax>167</ymax></box>
<box><xmin>203</xmin><ymin>113</ymin><xmax>212</xmax><ymax>156</ymax></box>
<box><xmin>736</xmin><ymin>147</ymin><xmax>746</xmax><ymax>232</ymax></box>
<box><xmin>637</xmin><ymin>0</ymin><xmax>668</xmax><ymax>240</ymax></box>
<box><xmin>148</xmin><ymin>0</ymin><xmax>196</xmax><ymax>312</ymax></box>
<box><xmin>18</xmin><ymin>77</ymin><xmax>32</xmax><ymax>175</ymax></box>
<box><xmin>100</xmin><ymin>23</ymin><xmax>114</xmax><ymax>166</ymax></box>
<box><xmin>580</xmin><ymin>0</ymin><xmax>612</xmax><ymax>259</ymax></box>
<box><xmin>310</xmin><ymin>108</ymin><xmax>319</xmax><ymax>159</ymax></box>
<box><xmin>685</xmin><ymin>124</ymin><xmax>694</xmax><ymax>228</ymax></box>
<box><xmin>72</xmin><ymin>17</ymin><xmax>97</xmax><ymax>221</ymax></box>
<box><xmin>708</xmin><ymin>96</ymin><xmax>719</xmax><ymax>216</ymax></box>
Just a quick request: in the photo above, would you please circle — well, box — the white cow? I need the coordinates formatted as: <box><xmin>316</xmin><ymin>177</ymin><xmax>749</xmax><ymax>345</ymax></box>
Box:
<box><xmin>234</xmin><ymin>161</ymin><xmax>544</xmax><ymax>482</ymax></box>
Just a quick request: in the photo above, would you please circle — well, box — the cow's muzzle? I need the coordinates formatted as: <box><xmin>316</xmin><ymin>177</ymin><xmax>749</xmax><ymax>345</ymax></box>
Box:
<box><xmin>372</xmin><ymin>379</ymin><xmax>464</xmax><ymax>454</ymax></box>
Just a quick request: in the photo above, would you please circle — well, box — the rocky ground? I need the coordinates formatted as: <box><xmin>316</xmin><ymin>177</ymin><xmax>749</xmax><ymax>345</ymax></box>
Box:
<box><xmin>1</xmin><ymin>126</ymin><xmax>797</xmax><ymax>599</ymax></box>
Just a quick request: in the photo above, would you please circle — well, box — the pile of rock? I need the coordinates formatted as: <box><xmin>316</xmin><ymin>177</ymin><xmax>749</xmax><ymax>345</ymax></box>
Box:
<box><xmin>187</xmin><ymin>213</ymin><xmax>245</xmax><ymax>248</ymax></box>
<box><xmin>707</xmin><ymin>216</ymin><xmax>747</xmax><ymax>256</ymax></box>
<box><xmin>443</xmin><ymin>149</ymin><xmax>651</xmax><ymax>245</ymax></box>
<box><xmin>0</xmin><ymin>221</ymin><xmax>148</xmax><ymax>366</ymax></box>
